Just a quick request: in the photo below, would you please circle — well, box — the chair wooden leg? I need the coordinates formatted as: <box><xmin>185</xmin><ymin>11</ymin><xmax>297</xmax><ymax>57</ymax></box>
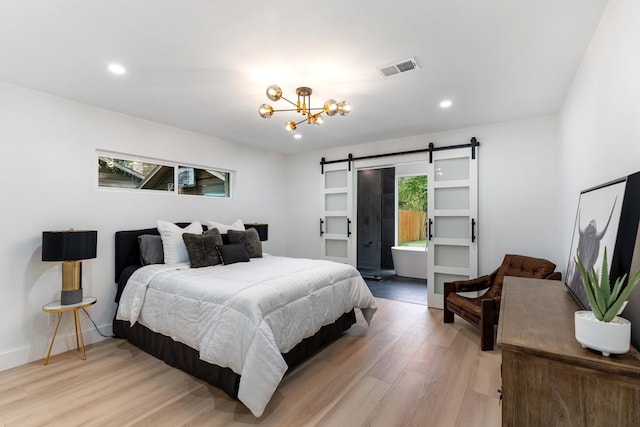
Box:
<box><xmin>443</xmin><ymin>282</ymin><xmax>454</xmax><ymax>323</ymax></box>
<box><xmin>480</xmin><ymin>299</ymin><xmax>496</xmax><ymax>351</ymax></box>
<box><xmin>443</xmin><ymin>305</ymin><xmax>454</xmax><ymax>323</ymax></box>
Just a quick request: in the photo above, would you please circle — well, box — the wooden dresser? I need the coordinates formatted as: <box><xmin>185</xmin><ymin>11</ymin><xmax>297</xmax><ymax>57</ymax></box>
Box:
<box><xmin>497</xmin><ymin>277</ymin><xmax>640</xmax><ymax>427</ymax></box>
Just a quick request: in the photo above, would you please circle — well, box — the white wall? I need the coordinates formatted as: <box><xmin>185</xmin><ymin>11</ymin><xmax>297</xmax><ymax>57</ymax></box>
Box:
<box><xmin>285</xmin><ymin>114</ymin><xmax>562</xmax><ymax>275</ymax></box>
<box><xmin>558</xmin><ymin>0</ymin><xmax>640</xmax><ymax>349</ymax></box>
<box><xmin>558</xmin><ymin>0</ymin><xmax>640</xmax><ymax>271</ymax></box>
<box><xmin>0</xmin><ymin>82</ymin><xmax>288</xmax><ymax>371</ymax></box>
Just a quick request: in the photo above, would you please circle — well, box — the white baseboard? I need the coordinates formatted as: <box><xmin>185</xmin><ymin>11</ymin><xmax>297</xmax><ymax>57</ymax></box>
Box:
<box><xmin>0</xmin><ymin>323</ymin><xmax>112</xmax><ymax>372</ymax></box>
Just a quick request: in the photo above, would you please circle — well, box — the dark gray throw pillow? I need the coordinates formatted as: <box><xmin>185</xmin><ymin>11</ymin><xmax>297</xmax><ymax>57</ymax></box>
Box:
<box><xmin>138</xmin><ymin>234</ymin><xmax>164</xmax><ymax>265</ymax></box>
<box><xmin>216</xmin><ymin>244</ymin><xmax>250</xmax><ymax>265</ymax></box>
<box><xmin>227</xmin><ymin>228</ymin><xmax>262</xmax><ymax>258</ymax></box>
<box><xmin>182</xmin><ymin>228</ymin><xmax>224</xmax><ymax>268</ymax></box>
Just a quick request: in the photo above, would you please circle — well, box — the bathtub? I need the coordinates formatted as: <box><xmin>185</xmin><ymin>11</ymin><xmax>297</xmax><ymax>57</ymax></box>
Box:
<box><xmin>391</xmin><ymin>246</ymin><xmax>428</xmax><ymax>279</ymax></box>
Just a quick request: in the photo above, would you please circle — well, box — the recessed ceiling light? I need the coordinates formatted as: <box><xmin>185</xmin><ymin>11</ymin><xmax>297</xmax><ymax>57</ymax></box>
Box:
<box><xmin>440</xmin><ymin>99</ymin><xmax>452</xmax><ymax>108</ymax></box>
<box><xmin>108</xmin><ymin>63</ymin><xmax>126</xmax><ymax>75</ymax></box>
<box><xmin>293</xmin><ymin>134</ymin><xmax>302</xmax><ymax>140</ymax></box>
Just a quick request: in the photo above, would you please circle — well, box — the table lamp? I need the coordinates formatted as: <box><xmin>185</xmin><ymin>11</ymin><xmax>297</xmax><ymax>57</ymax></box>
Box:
<box><xmin>42</xmin><ymin>229</ymin><xmax>97</xmax><ymax>305</ymax></box>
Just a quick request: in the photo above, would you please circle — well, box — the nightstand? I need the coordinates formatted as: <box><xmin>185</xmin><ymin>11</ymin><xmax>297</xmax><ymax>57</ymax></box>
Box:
<box><xmin>42</xmin><ymin>296</ymin><xmax>97</xmax><ymax>364</ymax></box>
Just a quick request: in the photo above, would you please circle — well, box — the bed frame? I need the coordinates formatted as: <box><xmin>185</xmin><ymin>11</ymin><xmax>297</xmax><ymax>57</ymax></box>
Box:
<box><xmin>112</xmin><ymin>223</ymin><xmax>356</xmax><ymax>400</ymax></box>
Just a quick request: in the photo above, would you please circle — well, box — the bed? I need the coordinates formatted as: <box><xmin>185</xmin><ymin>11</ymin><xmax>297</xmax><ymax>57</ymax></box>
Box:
<box><xmin>112</xmin><ymin>222</ymin><xmax>377</xmax><ymax>417</ymax></box>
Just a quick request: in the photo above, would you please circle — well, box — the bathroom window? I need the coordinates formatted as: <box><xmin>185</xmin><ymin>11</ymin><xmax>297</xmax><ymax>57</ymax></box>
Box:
<box><xmin>397</xmin><ymin>175</ymin><xmax>428</xmax><ymax>247</ymax></box>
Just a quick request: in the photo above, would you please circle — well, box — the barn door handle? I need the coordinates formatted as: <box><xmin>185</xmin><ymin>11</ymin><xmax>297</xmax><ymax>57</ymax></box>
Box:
<box><xmin>347</xmin><ymin>218</ymin><xmax>352</xmax><ymax>237</ymax></box>
<box><xmin>471</xmin><ymin>218</ymin><xmax>476</xmax><ymax>243</ymax></box>
<box><xmin>428</xmin><ymin>218</ymin><xmax>433</xmax><ymax>241</ymax></box>
<box><xmin>320</xmin><ymin>218</ymin><xmax>324</xmax><ymax>237</ymax></box>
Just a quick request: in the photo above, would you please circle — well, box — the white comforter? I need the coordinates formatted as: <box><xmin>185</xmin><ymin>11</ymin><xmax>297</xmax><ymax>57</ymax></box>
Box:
<box><xmin>116</xmin><ymin>255</ymin><xmax>377</xmax><ymax>417</ymax></box>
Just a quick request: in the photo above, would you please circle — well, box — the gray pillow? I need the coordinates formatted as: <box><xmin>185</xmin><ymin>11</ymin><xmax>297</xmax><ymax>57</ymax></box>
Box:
<box><xmin>216</xmin><ymin>244</ymin><xmax>250</xmax><ymax>265</ymax></box>
<box><xmin>138</xmin><ymin>234</ymin><xmax>164</xmax><ymax>265</ymax></box>
<box><xmin>227</xmin><ymin>228</ymin><xmax>262</xmax><ymax>258</ymax></box>
<box><xmin>182</xmin><ymin>228</ymin><xmax>224</xmax><ymax>268</ymax></box>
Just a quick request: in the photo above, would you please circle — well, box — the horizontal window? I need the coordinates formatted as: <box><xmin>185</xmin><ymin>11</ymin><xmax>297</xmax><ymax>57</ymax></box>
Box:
<box><xmin>98</xmin><ymin>154</ymin><xmax>231</xmax><ymax>197</ymax></box>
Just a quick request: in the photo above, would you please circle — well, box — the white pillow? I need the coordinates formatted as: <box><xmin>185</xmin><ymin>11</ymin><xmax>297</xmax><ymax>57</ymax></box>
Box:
<box><xmin>207</xmin><ymin>219</ymin><xmax>244</xmax><ymax>234</ymax></box>
<box><xmin>157</xmin><ymin>221</ymin><xmax>203</xmax><ymax>265</ymax></box>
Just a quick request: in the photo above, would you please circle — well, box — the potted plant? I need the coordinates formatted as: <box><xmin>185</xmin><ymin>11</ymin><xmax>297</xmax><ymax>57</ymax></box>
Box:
<box><xmin>574</xmin><ymin>247</ymin><xmax>640</xmax><ymax>356</ymax></box>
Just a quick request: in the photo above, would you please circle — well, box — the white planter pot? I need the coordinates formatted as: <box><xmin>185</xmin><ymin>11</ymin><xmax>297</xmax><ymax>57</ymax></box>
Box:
<box><xmin>574</xmin><ymin>310</ymin><xmax>631</xmax><ymax>357</ymax></box>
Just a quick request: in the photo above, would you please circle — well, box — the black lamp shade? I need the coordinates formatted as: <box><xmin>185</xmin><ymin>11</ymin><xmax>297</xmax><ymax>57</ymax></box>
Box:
<box><xmin>42</xmin><ymin>230</ymin><xmax>97</xmax><ymax>261</ymax></box>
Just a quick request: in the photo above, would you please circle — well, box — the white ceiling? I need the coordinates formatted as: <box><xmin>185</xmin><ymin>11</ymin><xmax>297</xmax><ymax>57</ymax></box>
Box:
<box><xmin>0</xmin><ymin>1</ymin><xmax>609</xmax><ymax>154</ymax></box>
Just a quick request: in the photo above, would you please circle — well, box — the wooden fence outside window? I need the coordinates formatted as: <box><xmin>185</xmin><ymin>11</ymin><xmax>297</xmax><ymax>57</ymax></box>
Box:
<box><xmin>398</xmin><ymin>210</ymin><xmax>427</xmax><ymax>243</ymax></box>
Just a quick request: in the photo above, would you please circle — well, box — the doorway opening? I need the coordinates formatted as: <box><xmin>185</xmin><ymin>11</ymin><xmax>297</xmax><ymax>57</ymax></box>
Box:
<box><xmin>356</xmin><ymin>163</ymin><xmax>428</xmax><ymax>305</ymax></box>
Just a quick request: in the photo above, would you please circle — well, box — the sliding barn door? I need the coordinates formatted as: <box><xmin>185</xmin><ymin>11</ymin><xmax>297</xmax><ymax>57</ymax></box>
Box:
<box><xmin>427</xmin><ymin>147</ymin><xmax>478</xmax><ymax>309</ymax></box>
<box><xmin>321</xmin><ymin>162</ymin><xmax>354</xmax><ymax>264</ymax></box>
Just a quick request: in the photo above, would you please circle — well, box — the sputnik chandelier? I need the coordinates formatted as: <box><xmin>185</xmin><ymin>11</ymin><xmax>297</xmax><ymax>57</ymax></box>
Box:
<box><xmin>258</xmin><ymin>85</ymin><xmax>351</xmax><ymax>134</ymax></box>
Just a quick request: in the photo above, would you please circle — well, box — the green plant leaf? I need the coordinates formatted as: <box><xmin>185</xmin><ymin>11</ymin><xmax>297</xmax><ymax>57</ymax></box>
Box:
<box><xmin>628</xmin><ymin>267</ymin><xmax>640</xmax><ymax>293</ymax></box>
<box><xmin>600</xmin><ymin>247</ymin><xmax>611</xmax><ymax>302</ymax></box>
<box><xmin>575</xmin><ymin>245</ymin><xmax>640</xmax><ymax>322</ymax></box>
<box><xmin>589</xmin><ymin>265</ymin><xmax>607</xmax><ymax>316</ymax></box>
<box><xmin>575</xmin><ymin>252</ymin><xmax>605</xmax><ymax>320</ymax></box>
<box><xmin>604</xmin><ymin>267</ymin><xmax>640</xmax><ymax>320</ymax></box>
<box><xmin>608</xmin><ymin>274</ymin><xmax>627</xmax><ymax>306</ymax></box>
<box><xmin>603</xmin><ymin>299</ymin><xmax>624</xmax><ymax>321</ymax></box>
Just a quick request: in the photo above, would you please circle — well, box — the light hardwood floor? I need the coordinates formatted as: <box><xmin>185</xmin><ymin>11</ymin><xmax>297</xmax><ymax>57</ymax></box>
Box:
<box><xmin>0</xmin><ymin>298</ymin><xmax>502</xmax><ymax>426</ymax></box>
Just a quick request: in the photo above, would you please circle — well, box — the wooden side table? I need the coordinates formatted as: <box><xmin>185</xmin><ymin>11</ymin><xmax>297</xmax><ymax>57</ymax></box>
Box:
<box><xmin>42</xmin><ymin>297</ymin><xmax>97</xmax><ymax>364</ymax></box>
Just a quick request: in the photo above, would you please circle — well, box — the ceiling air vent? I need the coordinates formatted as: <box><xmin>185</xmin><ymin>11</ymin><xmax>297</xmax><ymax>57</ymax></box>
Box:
<box><xmin>379</xmin><ymin>57</ymin><xmax>420</xmax><ymax>77</ymax></box>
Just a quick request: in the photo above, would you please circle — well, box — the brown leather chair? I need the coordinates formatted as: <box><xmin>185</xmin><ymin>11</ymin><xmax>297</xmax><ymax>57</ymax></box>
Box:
<box><xmin>443</xmin><ymin>254</ymin><xmax>561</xmax><ymax>351</ymax></box>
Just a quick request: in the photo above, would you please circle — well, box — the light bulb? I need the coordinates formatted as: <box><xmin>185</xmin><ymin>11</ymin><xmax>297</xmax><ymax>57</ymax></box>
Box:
<box><xmin>324</xmin><ymin>99</ymin><xmax>338</xmax><ymax>116</ymax></box>
<box><xmin>337</xmin><ymin>101</ymin><xmax>352</xmax><ymax>116</ymax></box>
<box><xmin>266</xmin><ymin>85</ymin><xmax>282</xmax><ymax>101</ymax></box>
<box><xmin>258</xmin><ymin>104</ymin><xmax>274</xmax><ymax>118</ymax></box>
<box><xmin>285</xmin><ymin>121</ymin><xmax>297</xmax><ymax>133</ymax></box>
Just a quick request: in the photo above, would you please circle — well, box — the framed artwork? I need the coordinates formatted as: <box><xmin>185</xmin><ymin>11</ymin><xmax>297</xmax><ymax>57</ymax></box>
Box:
<box><xmin>565</xmin><ymin>178</ymin><xmax>626</xmax><ymax>309</ymax></box>
<box><xmin>565</xmin><ymin>171</ymin><xmax>640</xmax><ymax>348</ymax></box>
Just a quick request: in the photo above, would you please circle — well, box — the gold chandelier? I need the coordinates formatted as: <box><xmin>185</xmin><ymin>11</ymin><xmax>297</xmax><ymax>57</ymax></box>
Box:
<box><xmin>258</xmin><ymin>85</ymin><xmax>351</xmax><ymax>134</ymax></box>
